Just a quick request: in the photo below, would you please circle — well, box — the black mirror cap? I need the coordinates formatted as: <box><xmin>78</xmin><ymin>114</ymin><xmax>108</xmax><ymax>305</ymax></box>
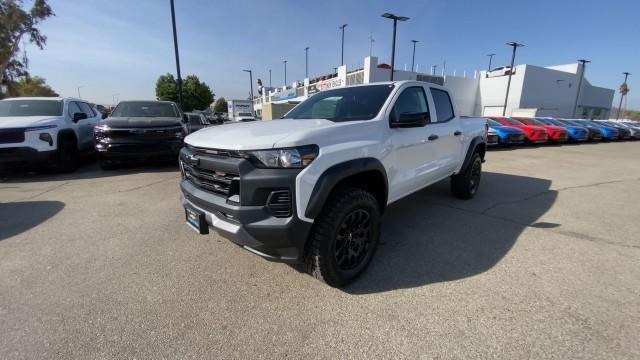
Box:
<box><xmin>73</xmin><ymin>112</ymin><xmax>88</xmax><ymax>122</ymax></box>
<box><xmin>390</xmin><ymin>112</ymin><xmax>429</xmax><ymax>128</ymax></box>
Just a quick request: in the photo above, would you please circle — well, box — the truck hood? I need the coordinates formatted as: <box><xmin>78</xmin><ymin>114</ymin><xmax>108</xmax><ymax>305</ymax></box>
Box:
<box><xmin>101</xmin><ymin>116</ymin><xmax>182</xmax><ymax>128</ymax></box>
<box><xmin>0</xmin><ymin>116</ymin><xmax>61</xmax><ymax>129</ymax></box>
<box><xmin>185</xmin><ymin>118</ymin><xmax>337</xmax><ymax>150</ymax></box>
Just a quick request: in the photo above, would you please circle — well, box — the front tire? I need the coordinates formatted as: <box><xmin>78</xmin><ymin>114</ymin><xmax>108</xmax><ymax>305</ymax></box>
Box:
<box><xmin>305</xmin><ymin>187</ymin><xmax>381</xmax><ymax>287</ymax></box>
<box><xmin>56</xmin><ymin>138</ymin><xmax>78</xmax><ymax>173</ymax></box>
<box><xmin>451</xmin><ymin>152</ymin><xmax>482</xmax><ymax>199</ymax></box>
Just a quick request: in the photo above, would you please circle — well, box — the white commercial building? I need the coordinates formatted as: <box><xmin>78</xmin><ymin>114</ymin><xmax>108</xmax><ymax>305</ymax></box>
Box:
<box><xmin>253</xmin><ymin>56</ymin><xmax>614</xmax><ymax>120</ymax></box>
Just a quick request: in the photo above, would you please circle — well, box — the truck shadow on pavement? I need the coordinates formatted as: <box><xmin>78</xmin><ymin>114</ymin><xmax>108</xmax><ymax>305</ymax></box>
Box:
<box><xmin>344</xmin><ymin>171</ymin><xmax>557</xmax><ymax>294</ymax></box>
<box><xmin>0</xmin><ymin>160</ymin><xmax>178</xmax><ymax>184</ymax></box>
<box><xmin>0</xmin><ymin>201</ymin><xmax>65</xmax><ymax>241</ymax></box>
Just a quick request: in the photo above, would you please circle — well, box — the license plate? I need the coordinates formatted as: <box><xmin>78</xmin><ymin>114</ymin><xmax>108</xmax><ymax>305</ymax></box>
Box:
<box><xmin>185</xmin><ymin>205</ymin><xmax>209</xmax><ymax>234</ymax></box>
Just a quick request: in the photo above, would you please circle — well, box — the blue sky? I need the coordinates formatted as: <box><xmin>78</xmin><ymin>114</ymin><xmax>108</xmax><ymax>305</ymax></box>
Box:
<box><xmin>25</xmin><ymin>0</ymin><xmax>640</xmax><ymax>109</ymax></box>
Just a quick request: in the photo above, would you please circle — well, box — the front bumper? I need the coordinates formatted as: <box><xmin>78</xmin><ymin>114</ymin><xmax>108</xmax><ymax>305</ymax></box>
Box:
<box><xmin>179</xmin><ymin>146</ymin><xmax>313</xmax><ymax>263</ymax></box>
<box><xmin>0</xmin><ymin>147</ymin><xmax>56</xmax><ymax>168</ymax></box>
<box><xmin>96</xmin><ymin>139</ymin><xmax>183</xmax><ymax>160</ymax></box>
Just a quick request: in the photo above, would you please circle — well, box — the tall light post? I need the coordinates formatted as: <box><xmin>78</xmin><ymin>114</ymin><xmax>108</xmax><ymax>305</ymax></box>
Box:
<box><xmin>615</xmin><ymin>72</ymin><xmax>631</xmax><ymax>120</ymax></box>
<box><xmin>268</xmin><ymin>69</ymin><xmax>272</xmax><ymax>89</ymax></box>
<box><xmin>339</xmin><ymin>24</ymin><xmax>348</xmax><ymax>66</ymax></box>
<box><xmin>283</xmin><ymin>60</ymin><xmax>288</xmax><ymax>86</ymax></box>
<box><xmin>77</xmin><ymin>86</ymin><xmax>84</xmax><ymax>99</ymax></box>
<box><xmin>410</xmin><ymin>40</ymin><xmax>419</xmax><ymax>72</ymax></box>
<box><xmin>572</xmin><ymin>59</ymin><xmax>590</xmax><ymax>118</ymax></box>
<box><xmin>242</xmin><ymin>69</ymin><xmax>253</xmax><ymax>101</ymax></box>
<box><xmin>169</xmin><ymin>0</ymin><xmax>184</xmax><ymax>109</ymax></box>
<box><xmin>304</xmin><ymin>47</ymin><xmax>310</xmax><ymax>78</ymax></box>
<box><xmin>369</xmin><ymin>33</ymin><xmax>375</xmax><ymax>57</ymax></box>
<box><xmin>487</xmin><ymin>53</ymin><xmax>496</xmax><ymax>71</ymax></box>
<box><xmin>502</xmin><ymin>41</ymin><xmax>524</xmax><ymax>116</ymax></box>
<box><xmin>381</xmin><ymin>12</ymin><xmax>410</xmax><ymax>81</ymax></box>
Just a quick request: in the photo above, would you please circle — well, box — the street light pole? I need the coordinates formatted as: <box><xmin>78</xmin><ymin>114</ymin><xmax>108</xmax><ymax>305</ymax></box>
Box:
<box><xmin>77</xmin><ymin>86</ymin><xmax>84</xmax><ymax>99</ymax></box>
<box><xmin>283</xmin><ymin>60</ymin><xmax>288</xmax><ymax>86</ymax></box>
<box><xmin>269</xmin><ymin>69</ymin><xmax>272</xmax><ymax>88</ymax></box>
<box><xmin>502</xmin><ymin>41</ymin><xmax>524</xmax><ymax>116</ymax></box>
<box><xmin>169</xmin><ymin>0</ymin><xmax>184</xmax><ymax>110</ymax></box>
<box><xmin>305</xmin><ymin>47</ymin><xmax>310</xmax><ymax>78</ymax></box>
<box><xmin>339</xmin><ymin>24</ymin><xmax>348</xmax><ymax>66</ymax></box>
<box><xmin>242</xmin><ymin>69</ymin><xmax>253</xmax><ymax>100</ymax></box>
<box><xmin>487</xmin><ymin>53</ymin><xmax>496</xmax><ymax>71</ymax></box>
<box><xmin>572</xmin><ymin>59</ymin><xmax>590</xmax><ymax>118</ymax></box>
<box><xmin>615</xmin><ymin>72</ymin><xmax>631</xmax><ymax>120</ymax></box>
<box><xmin>369</xmin><ymin>33</ymin><xmax>375</xmax><ymax>57</ymax></box>
<box><xmin>382</xmin><ymin>13</ymin><xmax>410</xmax><ymax>81</ymax></box>
<box><xmin>411</xmin><ymin>40</ymin><xmax>419</xmax><ymax>72</ymax></box>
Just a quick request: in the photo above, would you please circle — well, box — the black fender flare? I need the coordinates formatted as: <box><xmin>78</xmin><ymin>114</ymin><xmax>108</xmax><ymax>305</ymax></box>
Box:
<box><xmin>305</xmin><ymin>157</ymin><xmax>388</xmax><ymax>219</ymax></box>
<box><xmin>460</xmin><ymin>136</ymin><xmax>486</xmax><ymax>171</ymax></box>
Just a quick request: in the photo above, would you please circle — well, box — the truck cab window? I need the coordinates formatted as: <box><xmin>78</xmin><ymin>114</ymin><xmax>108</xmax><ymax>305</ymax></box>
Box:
<box><xmin>430</xmin><ymin>88</ymin><xmax>455</xmax><ymax>122</ymax></box>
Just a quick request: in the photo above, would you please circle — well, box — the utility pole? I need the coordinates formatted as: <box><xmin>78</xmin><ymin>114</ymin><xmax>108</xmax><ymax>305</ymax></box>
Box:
<box><xmin>572</xmin><ymin>59</ymin><xmax>590</xmax><ymax>118</ymax></box>
<box><xmin>283</xmin><ymin>60</ymin><xmax>288</xmax><ymax>86</ymax></box>
<box><xmin>369</xmin><ymin>33</ymin><xmax>375</xmax><ymax>57</ymax></box>
<box><xmin>411</xmin><ymin>40</ymin><xmax>419</xmax><ymax>72</ymax></box>
<box><xmin>615</xmin><ymin>72</ymin><xmax>631</xmax><ymax>120</ymax></box>
<box><xmin>487</xmin><ymin>53</ymin><xmax>496</xmax><ymax>71</ymax></box>
<box><xmin>339</xmin><ymin>24</ymin><xmax>348</xmax><ymax>66</ymax></box>
<box><xmin>169</xmin><ymin>0</ymin><xmax>184</xmax><ymax>109</ymax></box>
<box><xmin>502</xmin><ymin>42</ymin><xmax>524</xmax><ymax>116</ymax></box>
<box><xmin>269</xmin><ymin>69</ymin><xmax>272</xmax><ymax>88</ymax></box>
<box><xmin>382</xmin><ymin>13</ymin><xmax>409</xmax><ymax>81</ymax></box>
<box><xmin>305</xmin><ymin>47</ymin><xmax>310</xmax><ymax>78</ymax></box>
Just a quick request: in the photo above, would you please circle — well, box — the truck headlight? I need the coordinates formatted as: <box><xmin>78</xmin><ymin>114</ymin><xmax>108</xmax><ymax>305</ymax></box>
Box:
<box><xmin>248</xmin><ymin>145</ymin><xmax>318</xmax><ymax>168</ymax></box>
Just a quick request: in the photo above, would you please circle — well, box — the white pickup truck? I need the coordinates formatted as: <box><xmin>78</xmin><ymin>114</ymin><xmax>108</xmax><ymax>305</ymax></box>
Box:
<box><xmin>179</xmin><ymin>81</ymin><xmax>487</xmax><ymax>286</ymax></box>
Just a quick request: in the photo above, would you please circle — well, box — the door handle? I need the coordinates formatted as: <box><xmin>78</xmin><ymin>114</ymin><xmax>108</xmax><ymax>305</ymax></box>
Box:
<box><xmin>428</xmin><ymin>134</ymin><xmax>439</xmax><ymax>141</ymax></box>
<box><xmin>454</xmin><ymin>131</ymin><xmax>462</xmax><ymax>136</ymax></box>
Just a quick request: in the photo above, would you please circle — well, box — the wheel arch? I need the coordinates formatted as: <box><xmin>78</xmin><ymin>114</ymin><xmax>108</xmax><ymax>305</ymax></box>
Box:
<box><xmin>56</xmin><ymin>129</ymin><xmax>78</xmax><ymax>148</ymax></box>
<box><xmin>304</xmin><ymin>157</ymin><xmax>388</xmax><ymax>220</ymax></box>
<box><xmin>460</xmin><ymin>136</ymin><xmax>486</xmax><ymax>171</ymax></box>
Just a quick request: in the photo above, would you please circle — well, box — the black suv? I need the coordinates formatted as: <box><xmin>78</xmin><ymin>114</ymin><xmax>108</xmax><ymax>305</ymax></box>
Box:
<box><xmin>94</xmin><ymin>100</ymin><xmax>187</xmax><ymax>169</ymax></box>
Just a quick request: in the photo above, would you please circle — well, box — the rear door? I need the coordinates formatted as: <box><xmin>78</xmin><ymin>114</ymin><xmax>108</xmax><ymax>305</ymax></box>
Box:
<box><xmin>427</xmin><ymin>87</ymin><xmax>463</xmax><ymax>177</ymax></box>
<box><xmin>77</xmin><ymin>102</ymin><xmax>99</xmax><ymax>150</ymax></box>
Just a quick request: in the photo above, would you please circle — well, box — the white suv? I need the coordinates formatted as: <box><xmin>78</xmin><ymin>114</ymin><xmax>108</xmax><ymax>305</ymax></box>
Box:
<box><xmin>0</xmin><ymin>97</ymin><xmax>101</xmax><ymax>172</ymax></box>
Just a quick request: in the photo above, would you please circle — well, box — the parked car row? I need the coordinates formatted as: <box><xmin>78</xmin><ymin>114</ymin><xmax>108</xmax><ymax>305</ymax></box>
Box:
<box><xmin>0</xmin><ymin>97</ymin><xmax>230</xmax><ymax>172</ymax></box>
<box><xmin>484</xmin><ymin>116</ymin><xmax>640</xmax><ymax>147</ymax></box>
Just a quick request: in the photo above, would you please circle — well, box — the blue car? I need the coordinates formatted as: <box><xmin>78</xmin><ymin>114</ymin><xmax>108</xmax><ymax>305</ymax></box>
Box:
<box><xmin>535</xmin><ymin>117</ymin><xmax>589</xmax><ymax>142</ymax></box>
<box><xmin>559</xmin><ymin>119</ymin><xmax>603</xmax><ymax>141</ymax></box>
<box><xmin>487</xmin><ymin>118</ymin><xmax>526</xmax><ymax>145</ymax></box>
<box><xmin>570</xmin><ymin>120</ymin><xmax>620</xmax><ymax>140</ymax></box>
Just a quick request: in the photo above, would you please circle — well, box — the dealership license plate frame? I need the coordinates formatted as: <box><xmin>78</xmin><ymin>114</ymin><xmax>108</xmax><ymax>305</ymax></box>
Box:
<box><xmin>185</xmin><ymin>204</ymin><xmax>209</xmax><ymax>235</ymax></box>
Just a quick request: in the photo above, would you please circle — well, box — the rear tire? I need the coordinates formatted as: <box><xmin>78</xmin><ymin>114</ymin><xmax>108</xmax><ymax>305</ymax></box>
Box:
<box><xmin>451</xmin><ymin>152</ymin><xmax>482</xmax><ymax>199</ymax></box>
<box><xmin>305</xmin><ymin>187</ymin><xmax>381</xmax><ymax>287</ymax></box>
<box><xmin>56</xmin><ymin>138</ymin><xmax>78</xmax><ymax>173</ymax></box>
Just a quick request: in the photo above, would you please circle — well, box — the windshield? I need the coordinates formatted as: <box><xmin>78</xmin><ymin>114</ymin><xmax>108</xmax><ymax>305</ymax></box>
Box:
<box><xmin>285</xmin><ymin>85</ymin><xmax>394</xmax><ymax>122</ymax></box>
<box><xmin>486</xmin><ymin>119</ymin><xmax>502</xmax><ymax>126</ymax></box>
<box><xmin>499</xmin><ymin>117</ymin><xmax>524</xmax><ymax>126</ymax></box>
<box><xmin>111</xmin><ymin>101</ymin><xmax>179</xmax><ymax>117</ymax></box>
<box><xmin>535</xmin><ymin>118</ymin><xmax>558</xmax><ymax>126</ymax></box>
<box><xmin>0</xmin><ymin>100</ymin><xmax>63</xmax><ymax>117</ymax></box>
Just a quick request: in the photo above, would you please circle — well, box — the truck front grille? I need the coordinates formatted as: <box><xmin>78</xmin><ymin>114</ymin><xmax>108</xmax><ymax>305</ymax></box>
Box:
<box><xmin>182</xmin><ymin>162</ymin><xmax>239</xmax><ymax>198</ymax></box>
<box><xmin>0</xmin><ymin>128</ymin><xmax>25</xmax><ymax>144</ymax></box>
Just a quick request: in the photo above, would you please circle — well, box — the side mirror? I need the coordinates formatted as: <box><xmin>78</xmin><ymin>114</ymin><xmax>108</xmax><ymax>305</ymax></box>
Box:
<box><xmin>73</xmin><ymin>112</ymin><xmax>88</xmax><ymax>122</ymax></box>
<box><xmin>182</xmin><ymin>114</ymin><xmax>189</xmax><ymax>123</ymax></box>
<box><xmin>390</xmin><ymin>112</ymin><xmax>429</xmax><ymax>128</ymax></box>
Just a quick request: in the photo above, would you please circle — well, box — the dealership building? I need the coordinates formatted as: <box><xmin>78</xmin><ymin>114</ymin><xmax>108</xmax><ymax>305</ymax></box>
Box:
<box><xmin>253</xmin><ymin>56</ymin><xmax>614</xmax><ymax>120</ymax></box>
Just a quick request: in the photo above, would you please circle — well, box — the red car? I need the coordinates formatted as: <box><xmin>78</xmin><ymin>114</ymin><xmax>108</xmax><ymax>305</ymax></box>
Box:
<box><xmin>512</xmin><ymin>117</ymin><xmax>568</xmax><ymax>143</ymax></box>
<box><xmin>488</xmin><ymin>117</ymin><xmax>549</xmax><ymax>144</ymax></box>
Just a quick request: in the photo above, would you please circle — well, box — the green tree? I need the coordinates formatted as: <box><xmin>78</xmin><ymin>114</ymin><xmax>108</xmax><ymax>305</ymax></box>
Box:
<box><xmin>213</xmin><ymin>97</ymin><xmax>228</xmax><ymax>112</ymax></box>
<box><xmin>0</xmin><ymin>0</ymin><xmax>54</xmax><ymax>93</ymax></box>
<box><xmin>155</xmin><ymin>73</ymin><xmax>214</xmax><ymax>112</ymax></box>
<box><xmin>155</xmin><ymin>73</ymin><xmax>178</xmax><ymax>102</ymax></box>
<box><xmin>13</xmin><ymin>76</ymin><xmax>57</xmax><ymax>96</ymax></box>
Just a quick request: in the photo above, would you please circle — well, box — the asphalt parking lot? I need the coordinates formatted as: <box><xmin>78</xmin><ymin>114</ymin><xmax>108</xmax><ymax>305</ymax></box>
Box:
<box><xmin>1</xmin><ymin>142</ymin><xmax>639</xmax><ymax>359</ymax></box>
